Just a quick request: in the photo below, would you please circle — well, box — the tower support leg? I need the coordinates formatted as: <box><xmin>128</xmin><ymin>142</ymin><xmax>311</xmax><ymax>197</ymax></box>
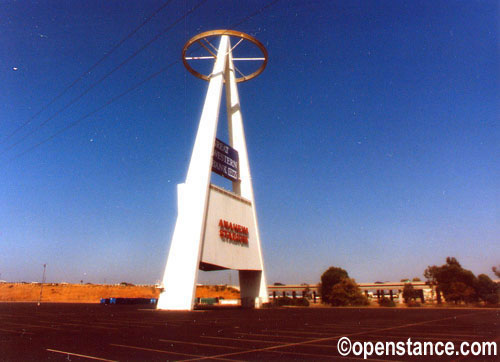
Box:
<box><xmin>239</xmin><ymin>270</ymin><xmax>264</xmax><ymax>308</ymax></box>
<box><xmin>157</xmin><ymin>36</ymin><xmax>230</xmax><ymax>311</ymax></box>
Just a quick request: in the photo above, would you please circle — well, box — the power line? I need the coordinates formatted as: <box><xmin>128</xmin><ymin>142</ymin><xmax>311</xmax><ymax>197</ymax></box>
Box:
<box><xmin>1</xmin><ymin>0</ymin><xmax>207</xmax><ymax>156</ymax></box>
<box><xmin>7</xmin><ymin>0</ymin><xmax>282</xmax><ymax>163</ymax></box>
<box><xmin>9</xmin><ymin>61</ymin><xmax>178</xmax><ymax>162</ymax></box>
<box><xmin>1</xmin><ymin>0</ymin><xmax>175</xmax><ymax>146</ymax></box>
<box><xmin>230</xmin><ymin>0</ymin><xmax>281</xmax><ymax>29</ymax></box>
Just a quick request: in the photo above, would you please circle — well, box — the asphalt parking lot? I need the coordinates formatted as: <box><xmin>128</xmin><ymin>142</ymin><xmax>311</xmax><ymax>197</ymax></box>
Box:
<box><xmin>0</xmin><ymin>303</ymin><xmax>498</xmax><ymax>361</ymax></box>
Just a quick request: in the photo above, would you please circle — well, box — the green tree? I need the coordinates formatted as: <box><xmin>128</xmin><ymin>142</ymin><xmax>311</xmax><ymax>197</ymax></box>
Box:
<box><xmin>319</xmin><ymin>266</ymin><xmax>349</xmax><ymax>305</ymax></box>
<box><xmin>328</xmin><ymin>278</ymin><xmax>369</xmax><ymax>306</ymax></box>
<box><xmin>492</xmin><ymin>266</ymin><xmax>500</xmax><ymax>278</ymax></box>
<box><xmin>425</xmin><ymin>257</ymin><xmax>478</xmax><ymax>304</ymax></box>
<box><xmin>476</xmin><ymin>274</ymin><xmax>499</xmax><ymax>305</ymax></box>
<box><xmin>424</xmin><ymin>265</ymin><xmax>442</xmax><ymax>303</ymax></box>
<box><xmin>402</xmin><ymin>283</ymin><xmax>417</xmax><ymax>304</ymax></box>
<box><xmin>447</xmin><ymin>282</ymin><xmax>477</xmax><ymax>304</ymax></box>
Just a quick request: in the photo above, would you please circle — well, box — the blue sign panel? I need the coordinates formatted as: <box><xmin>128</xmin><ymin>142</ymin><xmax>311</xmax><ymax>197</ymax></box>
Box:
<box><xmin>212</xmin><ymin>138</ymin><xmax>239</xmax><ymax>182</ymax></box>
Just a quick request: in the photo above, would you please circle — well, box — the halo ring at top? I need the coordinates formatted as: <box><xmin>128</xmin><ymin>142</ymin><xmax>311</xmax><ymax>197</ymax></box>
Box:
<box><xmin>182</xmin><ymin>29</ymin><xmax>268</xmax><ymax>83</ymax></box>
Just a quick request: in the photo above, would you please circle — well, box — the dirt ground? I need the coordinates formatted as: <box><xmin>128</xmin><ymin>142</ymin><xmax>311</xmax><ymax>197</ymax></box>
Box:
<box><xmin>0</xmin><ymin>283</ymin><xmax>240</xmax><ymax>303</ymax></box>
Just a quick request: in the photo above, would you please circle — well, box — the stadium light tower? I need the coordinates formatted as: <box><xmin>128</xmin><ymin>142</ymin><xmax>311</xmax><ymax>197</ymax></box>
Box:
<box><xmin>157</xmin><ymin>30</ymin><xmax>269</xmax><ymax>310</ymax></box>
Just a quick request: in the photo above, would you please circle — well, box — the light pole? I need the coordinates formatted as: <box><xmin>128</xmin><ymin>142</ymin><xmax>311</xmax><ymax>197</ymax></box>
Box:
<box><xmin>37</xmin><ymin>264</ymin><xmax>46</xmax><ymax>306</ymax></box>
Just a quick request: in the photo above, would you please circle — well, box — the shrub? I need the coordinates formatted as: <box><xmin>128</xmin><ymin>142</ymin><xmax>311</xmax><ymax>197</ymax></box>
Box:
<box><xmin>293</xmin><ymin>298</ymin><xmax>310</xmax><ymax>307</ymax></box>
<box><xmin>328</xmin><ymin>278</ymin><xmax>369</xmax><ymax>306</ymax></box>
<box><xmin>275</xmin><ymin>297</ymin><xmax>292</xmax><ymax>306</ymax></box>
<box><xmin>275</xmin><ymin>297</ymin><xmax>309</xmax><ymax>307</ymax></box>
<box><xmin>407</xmin><ymin>300</ymin><xmax>421</xmax><ymax>307</ymax></box>
<box><xmin>378</xmin><ymin>297</ymin><xmax>396</xmax><ymax>307</ymax></box>
<box><xmin>319</xmin><ymin>266</ymin><xmax>368</xmax><ymax>306</ymax></box>
<box><xmin>320</xmin><ymin>267</ymin><xmax>349</xmax><ymax>305</ymax></box>
<box><xmin>403</xmin><ymin>283</ymin><xmax>417</xmax><ymax>304</ymax></box>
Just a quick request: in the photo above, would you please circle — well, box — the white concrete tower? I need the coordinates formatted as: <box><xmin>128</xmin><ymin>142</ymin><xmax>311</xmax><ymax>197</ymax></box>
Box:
<box><xmin>157</xmin><ymin>30</ymin><xmax>269</xmax><ymax>310</ymax></box>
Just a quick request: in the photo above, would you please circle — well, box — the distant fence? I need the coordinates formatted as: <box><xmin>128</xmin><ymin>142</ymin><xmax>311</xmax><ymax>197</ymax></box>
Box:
<box><xmin>100</xmin><ymin>298</ymin><xmax>157</xmax><ymax>305</ymax></box>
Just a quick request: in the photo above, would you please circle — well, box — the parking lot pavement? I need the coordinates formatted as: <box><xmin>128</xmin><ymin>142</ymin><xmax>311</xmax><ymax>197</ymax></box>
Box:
<box><xmin>0</xmin><ymin>303</ymin><xmax>498</xmax><ymax>360</ymax></box>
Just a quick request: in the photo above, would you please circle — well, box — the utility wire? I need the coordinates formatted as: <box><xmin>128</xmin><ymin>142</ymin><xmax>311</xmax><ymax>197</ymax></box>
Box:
<box><xmin>229</xmin><ymin>0</ymin><xmax>280</xmax><ymax>29</ymax></box>
<box><xmin>1</xmin><ymin>0</ymin><xmax>207</xmax><ymax>156</ymax></box>
<box><xmin>7</xmin><ymin>0</ymin><xmax>281</xmax><ymax>162</ymax></box>
<box><xmin>9</xmin><ymin>61</ymin><xmax>178</xmax><ymax>162</ymax></box>
<box><xmin>1</xmin><ymin>0</ymin><xmax>175</xmax><ymax>146</ymax></box>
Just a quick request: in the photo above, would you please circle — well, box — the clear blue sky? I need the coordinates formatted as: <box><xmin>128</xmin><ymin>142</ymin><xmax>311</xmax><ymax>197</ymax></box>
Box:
<box><xmin>1</xmin><ymin>0</ymin><xmax>498</xmax><ymax>285</ymax></box>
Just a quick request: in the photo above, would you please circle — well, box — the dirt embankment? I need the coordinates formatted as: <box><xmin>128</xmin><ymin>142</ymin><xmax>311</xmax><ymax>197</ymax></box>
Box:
<box><xmin>0</xmin><ymin>283</ymin><xmax>240</xmax><ymax>303</ymax></box>
<box><xmin>195</xmin><ymin>285</ymin><xmax>240</xmax><ymax>300</ymax></box>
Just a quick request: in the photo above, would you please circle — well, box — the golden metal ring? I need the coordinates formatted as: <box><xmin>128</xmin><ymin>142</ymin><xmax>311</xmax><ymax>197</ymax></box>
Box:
<box><xmin>182</xmin><ymin>29</ymin><xmax>268</xmax><ymax>83</ymax></box>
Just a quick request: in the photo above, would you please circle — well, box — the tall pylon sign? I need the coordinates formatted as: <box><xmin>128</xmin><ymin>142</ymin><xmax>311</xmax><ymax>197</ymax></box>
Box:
<box><xmin>157</xmin><ymin>30</ymin><xmax>269</xmax><ymax>310</ymax></box>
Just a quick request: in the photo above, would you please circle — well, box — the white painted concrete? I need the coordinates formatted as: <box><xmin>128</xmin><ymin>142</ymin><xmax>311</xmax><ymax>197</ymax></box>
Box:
<box><xmin>225</xmin><ymin>50</ymin><xmax>268</xmax><ymax>305</ymax></box>
<box><xmin>157</xmin><ymin>36</ymin><xmax>229</xmax><ymax>310</ymax></box>
<box><xmin>158</xmin><ymin>34</ymin><xmax>268</xmax><ymax>310</ymax></box>
<box><xmin>200</xmin><ymin>185</ymin><xmax>261</xmax><ymax>270</ymax></box>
